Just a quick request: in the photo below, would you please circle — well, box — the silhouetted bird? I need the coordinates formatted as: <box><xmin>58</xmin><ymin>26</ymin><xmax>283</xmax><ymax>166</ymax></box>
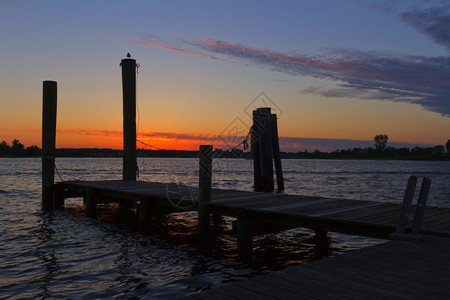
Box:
<box><xmin>127</xmin><ymin>53</ymin><xmax>131</xmax><ymax>58</ymax></box>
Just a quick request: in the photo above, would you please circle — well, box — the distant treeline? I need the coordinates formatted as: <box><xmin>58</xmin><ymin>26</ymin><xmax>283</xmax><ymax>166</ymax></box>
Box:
<box><xmin>0</xmin><ymin>139</ymin><xmax>41</xmax><ymax>157</ymax></box>
<box><xmin>1</xmin><ymin>139</ymin><xmax>449</xmax><ymax>161</ymax></box>
<box><xmin>294</xmin><ymin>146</ymin><xmax>450</xmax><ymax>161</ymax></box>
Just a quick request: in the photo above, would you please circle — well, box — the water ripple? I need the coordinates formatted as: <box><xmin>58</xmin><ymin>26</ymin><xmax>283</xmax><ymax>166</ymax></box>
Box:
<box><xmin>0</xmin><ymin>157</ymin><xmax>448</xmax><ymax>298</ymax></box>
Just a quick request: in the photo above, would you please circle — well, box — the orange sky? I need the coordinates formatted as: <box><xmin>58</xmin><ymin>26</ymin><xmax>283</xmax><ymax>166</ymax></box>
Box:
<box><xmin>2</xmin><ymin>2</ymin><xmax>450</xmax><ymax>152</ymax></box>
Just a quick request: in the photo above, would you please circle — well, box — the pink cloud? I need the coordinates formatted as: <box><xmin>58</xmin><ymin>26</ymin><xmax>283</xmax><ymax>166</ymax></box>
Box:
<box><xmin>126</xmin><ymin>34</ymin><xmax>450</xmax><ymax>116</ymax></box>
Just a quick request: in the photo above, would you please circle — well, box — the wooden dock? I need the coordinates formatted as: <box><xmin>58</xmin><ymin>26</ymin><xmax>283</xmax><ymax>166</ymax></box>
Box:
<box><xmin>55</xmin><ymin>180</ymin><xmax>450</xmax><ymax>299</ymax></box>
<box><xmin>186</xmin><ymin>234</ymin><xmax>450</xmax><ymax>299</ymax></box>
<box><xmin>55</xmin><ymin>180</ymin><xmax>450</xmax><ymax>239</ymax></box>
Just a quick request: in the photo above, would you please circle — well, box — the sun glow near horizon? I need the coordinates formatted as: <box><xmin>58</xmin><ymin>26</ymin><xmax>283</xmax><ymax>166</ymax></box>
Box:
<box><xmin>1</xmin><ymin>1</ymin><xmax>449</xmax><ymax>153</ymax></box>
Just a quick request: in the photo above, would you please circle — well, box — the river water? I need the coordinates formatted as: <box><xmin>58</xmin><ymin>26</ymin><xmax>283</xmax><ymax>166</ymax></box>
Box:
<box><xmin>0</xmin><ymin>157</ymin><xmax>449</xmax><ymax>299</ymax></box>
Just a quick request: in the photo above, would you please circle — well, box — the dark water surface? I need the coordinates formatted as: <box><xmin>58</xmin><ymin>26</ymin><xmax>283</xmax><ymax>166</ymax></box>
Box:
<box><xmin>0</xmin><ymin>158</ymin><xmax>449</xmax><ymax>299</ymax></box>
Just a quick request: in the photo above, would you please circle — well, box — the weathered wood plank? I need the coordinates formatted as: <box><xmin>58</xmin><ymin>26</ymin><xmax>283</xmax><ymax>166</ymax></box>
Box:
<box><xmin>211</xmin><ymin>192</ymin><xmax>283</xmax><ymax>204</ymax></box>
<box><xmin>310</xmin><ymin>201</ymin><xmax>386</xmax><ymax>218</ymax></box>
<box><xmin>206</xmin><ymin>282</ymin><xmax>276</xmax><ymax>299</ymax></box>
<box><xmin>233</xmin><ymin>277</ymin><xmax>314</xmax><ymax>299</ymax></box>
<box><xmin>256</xmin><ymin>198</ymin><xmax>338</xmax><ymax>212</ymax></box>
<box><xmin>189</xmin><ymin>236</ymin><xmax>450</xmax><ymax>299</ymax></box>
<box><xmin>275</xmin><ymin>199</ymin><xmax>358</xmax><ymax>214</ymax></box>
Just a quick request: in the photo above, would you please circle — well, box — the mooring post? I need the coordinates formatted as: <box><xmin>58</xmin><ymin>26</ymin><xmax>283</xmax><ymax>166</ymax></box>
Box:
<box><xmin>198</xmin><ymin>145</ymin><xmax>213</xmax><ymax>237</ymax></box>
<box><xmin>260</xmin><ymin>108</ymin><xmax>274</xmax><ymax>191</ymax></box>
<box><xmin>252</xmin><ymin>108</ymin><xmax>274</xmax><ymax>192</ymax></box>
<box><xmin>42</xmin><ymin>80</ymin><xmax>57</xmax><ymax>211</ymax></box>
<box><xmin>252</xmin><ymin>110</ymin><xmax>262</xmax><ymax>190</ymax></box>
<box><xmin>271</xmin><ymin>113</ymin><xmax>284</xmax><ymax>191</ymax></box>
<box><xmin>120</xmin><ymin>56</ymin><xmax>138</xmax><ymax>181</ymax></box>
<box><xmin>85</xmin><ymin>187</ymin><xmax>97</xmax><ymax>218</ymax></box>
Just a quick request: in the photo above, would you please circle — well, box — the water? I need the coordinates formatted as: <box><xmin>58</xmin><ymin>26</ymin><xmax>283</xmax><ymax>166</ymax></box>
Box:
<box><xmin>0</xmin><ymin>158</ymin><xmax>449</xmax><ymax>299</ymax></box>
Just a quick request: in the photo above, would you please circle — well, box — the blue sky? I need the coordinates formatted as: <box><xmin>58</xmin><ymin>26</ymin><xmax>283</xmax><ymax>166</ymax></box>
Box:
<box><xmin>1</xmin><ymin>0</ymin><xmax>449</xmax><ymax>151</ymax></box>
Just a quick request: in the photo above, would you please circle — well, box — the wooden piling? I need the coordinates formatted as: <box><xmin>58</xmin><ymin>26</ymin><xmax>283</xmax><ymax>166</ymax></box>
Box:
<box><xmin>237</xmin><ymin>209</ymin><xmax>253</xmax><ymax>260</ymax></box>
<box><xmin>251</xmin><ymin>110</ymin><xmax>262</xmax><ymax>190</ymax></box>
<box><xmin>53</xmin><ymin>186</ymin><xmax>65</xmax><ymax>210</ymax></box>
<box><xmin>120</xmin><ymin>57</ymin><xmax>137</xmax><ymax>181</ymax></box>
<box><xmin>198</xmin><ymin>145</ymin><xmax>213</xmax><ymax>237</ymax></box>
<box><xmin>85</xmin><ymin>187</ymin><xmax>97</xmax><ymax>218</ymax></box>
<box><xmin>271</xmin><ymin>114</ymin><xmax>284</xmax><ymax>191</ymax></box>
<box><xmin>260</xmin><ymin>108</ymin><xmax>274</xmax><ymax>191</ymax></box>
<box><xmin>42</xmin><ymin>80</ymin><xmax>57</xmax><ymax>211</ymax></box>
<box><xmin>252</xmin><ymin>108</ymin><xmax>274</xmax><ymax>192</ymax></box>
<box><xmin>138</xmin><ymin>201</ymin><xmax>152</xmax><ymax>234</ymax></box>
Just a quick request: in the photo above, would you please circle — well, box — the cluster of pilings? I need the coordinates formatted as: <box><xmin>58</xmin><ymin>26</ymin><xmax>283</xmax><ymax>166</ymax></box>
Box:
<box><xmin>251</xmin><ymin>107</ymin><xmax>284</xmax><ymax>192</ymax></box>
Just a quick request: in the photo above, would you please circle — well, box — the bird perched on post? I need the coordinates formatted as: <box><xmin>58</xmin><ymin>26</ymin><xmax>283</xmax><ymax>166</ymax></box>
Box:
<box><xmin>127</xmin><ymin>53</ymin><xmax>131</xmax><ymax>58</ymax></box>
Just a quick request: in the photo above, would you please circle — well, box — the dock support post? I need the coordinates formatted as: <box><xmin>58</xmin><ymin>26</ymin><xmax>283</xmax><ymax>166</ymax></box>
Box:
<box><xmin>42</xmin><ymin>80</ymin><xmax>57</xmax><ymax>211</ymax></box>
<box><xmin>313</xmin><ymin>228</ymin><xmax>330</xmax><ymax>251</ymax></box>
<box><xmin>138</xmin><ymin>201</ymin><xmax>152</xmax><ymax>234</ymax></box>
<box><xmin>271</xmin><ymin>114</ymin><xmax>284</xmax><ymax>191</ymax></box>
<box><xmin>120</xmin><ymin>56</ymin><xmax>138</xmax><ymax>181</ymax></box>
<box><xmin>237</xmin><ymin>209</ymin><xmax>253</xmax><ymax>261</ymax></box>
<box><xmin>198</xmin><ymin>145</ymin><xmax>213</xmax><ymax>237</ymax></box>
<box><xmin>85</xmin><ymin>188</ymin><xmax>97</xmax><ymax>218</ymax></box>
<box><xmin>53</xmin><ymin>186</ymin><xmax>65</xmax><ymax>210</ymax></box>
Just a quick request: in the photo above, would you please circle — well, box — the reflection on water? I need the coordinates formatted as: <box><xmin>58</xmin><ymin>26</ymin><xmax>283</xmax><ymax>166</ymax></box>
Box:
<box><xmin>0</xmin><ymin>157</ymin><xmax>449</xmax><ymax>298</ymax></box>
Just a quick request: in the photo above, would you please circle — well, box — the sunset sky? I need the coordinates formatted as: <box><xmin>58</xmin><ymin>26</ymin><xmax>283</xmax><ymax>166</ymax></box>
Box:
<box><xmin>1</xmin><ymin>0</ymin><xmax>449</xmax><ymax>152</ymax></box>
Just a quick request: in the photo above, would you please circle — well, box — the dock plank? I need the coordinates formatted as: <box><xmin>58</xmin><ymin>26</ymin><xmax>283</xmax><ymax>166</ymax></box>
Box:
<box><xmin>188</xmin><ymin>236</ymin><xmax>450</xmax><ymax>299</ymax></box>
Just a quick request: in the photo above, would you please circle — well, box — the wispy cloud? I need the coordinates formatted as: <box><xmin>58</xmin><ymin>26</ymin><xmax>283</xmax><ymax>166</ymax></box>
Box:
<box><xmin>57</xmin><ymin>129</ymin><xmax>123</xmax><ymax>137</ymax></box>
<box><xmin>56</xmin><ymin>128</ymin><xmax>432</xmax><ymax>151</ymax></box>
<box><xmin>399</xmin><ymin>5</ymin><xmax>450</xmax><ymax>51</ymax></box>
<box><xmin>364</xmin><ymin>1</ymin><xmax>450</xmax><ymax>51</ymax></box>
<box><xmin>125</xmin><ymin>38</ymin><xmax>217</xmax><ymax>60</ymax></box>
<box><xmin>57</xmin><ymin>128</ymin><xmax>222</xmax><ymax>142</ymax></box>
<box><xmin>138</xmin><ymin>131</ymin><xmax>221</xmax><ymax>142</ymax></box>
<box><xmin>128</xmin><ymin>34</ymin><xmax>450</xmax><ymax>116</ymax></box>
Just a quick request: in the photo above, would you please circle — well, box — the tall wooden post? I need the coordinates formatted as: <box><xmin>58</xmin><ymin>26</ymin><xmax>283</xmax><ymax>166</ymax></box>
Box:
<box><xmin>252</xmin><ymin>108</ymin><xmax>274</xmax><ymax>192</ymax></box>
<box><xmin>252</xmin><ymin>110</ymin><xmax>262</xmax><ymax>190</ymax></box>
<box><xmin>271</xmin><ymin>114</ymin><xmax>284</xmax><ymax>191</ymax></box>
<box><xmin>42</xmin><ymin>80</ymin><xmax>57</xmax><ymax>210</ymax></box>
<box><xmin>120</xmin><ymin>56</ymin><xmax>137</xmax><ymax>181</ymax></box>
<box><xmin>198</xmin><ymin>145</ymin><xmax>213</xmax><ymax>237</ymax></box>
<box><xmin>260</xmin><ymin>108</ymin><xmax>274</xmax><ymax>191</ymax></box>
